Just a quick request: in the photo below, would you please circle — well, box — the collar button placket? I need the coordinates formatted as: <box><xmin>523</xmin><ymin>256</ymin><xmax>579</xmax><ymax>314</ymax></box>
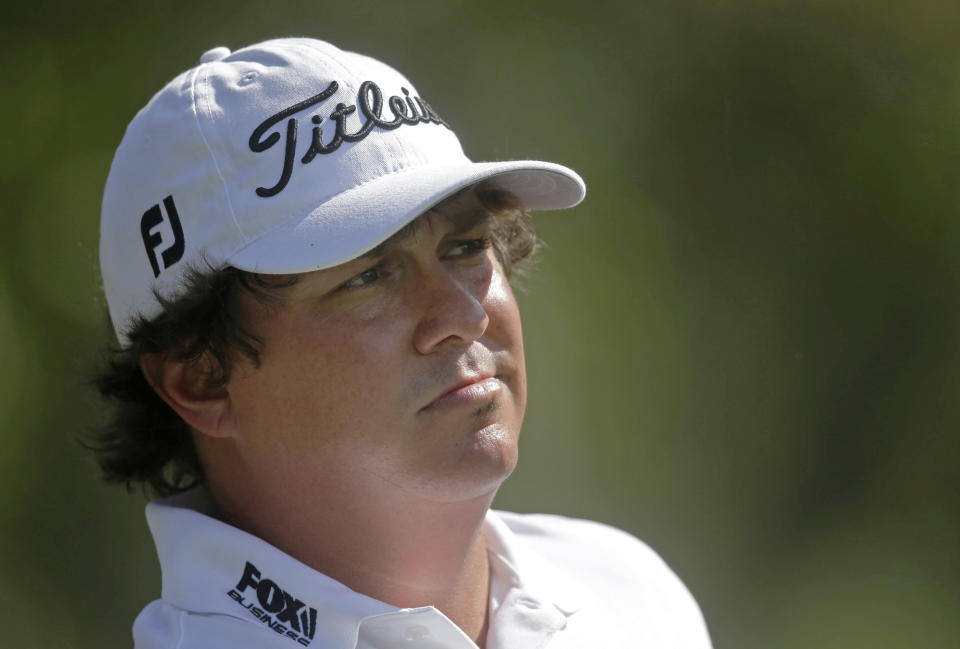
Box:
<box><xmin>486</xmin><ymin>588</ymin><xmax>570</xmax><ymax>649</ymax></box>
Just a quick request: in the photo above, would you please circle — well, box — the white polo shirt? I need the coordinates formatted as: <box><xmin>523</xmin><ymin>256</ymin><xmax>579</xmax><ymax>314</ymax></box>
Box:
<box><xmin>133</xmin><ymin>489</ymin><xmax>712</xmax><ymax>649</ymax></box>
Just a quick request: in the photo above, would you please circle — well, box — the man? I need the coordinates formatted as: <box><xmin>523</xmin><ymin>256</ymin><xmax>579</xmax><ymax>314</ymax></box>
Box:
<box><xmin>95</xmin><ymin>37</ymin><xmax>712</xmax><ymax>649</ymax></box>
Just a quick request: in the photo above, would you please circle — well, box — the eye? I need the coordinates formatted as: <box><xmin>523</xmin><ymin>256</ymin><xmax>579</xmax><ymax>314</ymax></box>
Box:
<box><xmin>445</xmin><ymin>237</ymin><xmax>492</xmax><ymax>258</ymax></box>
<box><xmin>339</xmin><ymin>265</ymin><xmax>384</xmax><ymax>290</ymax></box>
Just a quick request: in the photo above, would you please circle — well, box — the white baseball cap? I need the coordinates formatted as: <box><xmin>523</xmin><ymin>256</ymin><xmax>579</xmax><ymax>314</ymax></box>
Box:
<box><xmin>100</xmin><ymin>38</ymin><xmax>585</xmax><ymax>344</ymax></box>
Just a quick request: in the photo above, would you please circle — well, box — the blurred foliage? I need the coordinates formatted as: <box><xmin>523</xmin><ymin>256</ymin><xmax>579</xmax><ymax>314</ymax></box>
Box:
<box><xmin>1</xmin><ymin>1</ymin><xmax>958</xmax><ymax>647</ymax></box>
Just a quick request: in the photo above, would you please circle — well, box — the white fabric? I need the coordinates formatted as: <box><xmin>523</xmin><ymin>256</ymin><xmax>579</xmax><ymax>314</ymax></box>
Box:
<box><xmin>100</xmin><ymin>38</ymin><xmax>585</xmax><ymax>344</ymax></box>
<box><xmin>132</xmin><ymin>489</ymin><xmax>712</xmax><ymax>649</ymax></box>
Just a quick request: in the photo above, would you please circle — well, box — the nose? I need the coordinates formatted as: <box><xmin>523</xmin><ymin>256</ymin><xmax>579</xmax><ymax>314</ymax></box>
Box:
<box><xmin>412</xmin><ymin>267</ymin><xmax>490</xmax><ymax>354</ymax></box>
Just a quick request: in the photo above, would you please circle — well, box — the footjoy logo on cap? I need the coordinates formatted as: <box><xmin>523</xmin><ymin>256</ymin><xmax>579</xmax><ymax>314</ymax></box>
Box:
<box><xmin>140</xmin><ymin>195</ymin><xmax>185</xmax><ymax>278</ymax></box>
<box><xmin>249</xmin><ymin>80</ymin><xmax>449</xmax><ymax>198</ymax></box>
<box><xmin>227</xmin><ymin>561</ymin><xmax>318</xmax><ymax>646</ymax></box>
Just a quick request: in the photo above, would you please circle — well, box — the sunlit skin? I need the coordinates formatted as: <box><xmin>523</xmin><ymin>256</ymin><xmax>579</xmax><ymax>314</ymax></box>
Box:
<box><xmin>152</xmin><ymin>189</ymin><xmax>527</xmax><ymax>648</ymax></box>
<box><xmin>223</xmin><ymin>195</ymin><xmax>525</xmax><ymax>506</ymax></box>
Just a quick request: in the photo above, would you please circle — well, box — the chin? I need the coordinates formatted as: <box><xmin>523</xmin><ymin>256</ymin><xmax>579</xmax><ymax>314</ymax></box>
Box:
<box><xmin>409</xmin><ymin>423</ymin><xmax>520</xmax><ymax>503</ymax></box>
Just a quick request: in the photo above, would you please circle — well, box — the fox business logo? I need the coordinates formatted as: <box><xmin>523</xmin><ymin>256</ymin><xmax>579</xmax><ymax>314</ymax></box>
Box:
<box><xmin>227</xmin><ymin>561</ymin><xmax>318</xmax><ymax>646</ymax></box>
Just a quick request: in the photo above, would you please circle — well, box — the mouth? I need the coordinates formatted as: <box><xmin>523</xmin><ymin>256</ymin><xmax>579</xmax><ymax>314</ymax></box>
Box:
<box><xmin>419</xmin><ymin>375</ymin><xmax>503</xmax><ymax>413</ymax></box>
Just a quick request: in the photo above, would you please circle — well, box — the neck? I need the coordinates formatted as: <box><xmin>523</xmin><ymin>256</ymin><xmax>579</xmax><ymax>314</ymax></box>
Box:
<box><xmin>205</xmin><ymin>457</ymin><xmax>495</xmax><ymax>647</ymax></box>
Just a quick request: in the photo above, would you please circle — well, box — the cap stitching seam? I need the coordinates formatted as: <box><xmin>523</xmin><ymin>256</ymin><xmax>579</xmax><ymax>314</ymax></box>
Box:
<box><xmin>189</xmin><ymin>63</ymin><xmax>249</xmax><ymax>240</ymax></box>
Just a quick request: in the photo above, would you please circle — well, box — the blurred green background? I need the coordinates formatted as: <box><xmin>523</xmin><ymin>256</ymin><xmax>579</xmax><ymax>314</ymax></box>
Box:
<box><xmin>2</xmin><ymin>0</ymin><xmax>958</xmax><ymax>647</ymax></box>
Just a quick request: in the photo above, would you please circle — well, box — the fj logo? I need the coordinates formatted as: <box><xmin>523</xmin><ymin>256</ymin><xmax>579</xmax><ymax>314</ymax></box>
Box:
<box><xmin>140</xmin><ymin>195</ymin><xmax>185</xmax><ymax>278</ymax></box>
<box><xmin>227</xmin><ymin>561</ymin><xmax>318</xmax><ymax>646</ymax></box>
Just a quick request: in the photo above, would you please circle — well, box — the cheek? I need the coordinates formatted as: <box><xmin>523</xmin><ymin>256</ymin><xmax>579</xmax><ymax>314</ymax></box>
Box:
<box><xmin>483</xmin><ymin>266</ymin><xmax>523</xmax><ymax>334</ymax></box>
<box><xmin>230</xmin><ymin>309</ymin><xmax>411</xmax><ymax>452</ymax></box>
<box><xmin>485</xmin><ymin>270</ymin><xmax>527</xmax><ymax>411</ymax></box>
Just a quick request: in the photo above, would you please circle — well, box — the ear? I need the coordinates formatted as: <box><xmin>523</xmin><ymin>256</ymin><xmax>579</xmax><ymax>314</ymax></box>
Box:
<box><xmin>139</xmin><ymin>351</ymin><xmax>238</xmax><ymax>439</ymax></box>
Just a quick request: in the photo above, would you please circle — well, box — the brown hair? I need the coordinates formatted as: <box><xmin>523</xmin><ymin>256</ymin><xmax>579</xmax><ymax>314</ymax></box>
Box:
<box><xmin>89</xmin><ymin>186</ymin><xmax>538</xmax><ymax>497</ymax></box>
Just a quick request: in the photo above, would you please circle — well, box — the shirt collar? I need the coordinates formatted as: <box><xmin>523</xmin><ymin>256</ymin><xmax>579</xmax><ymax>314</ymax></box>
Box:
<box><xmin>483</xmin><ymin>509</ymin><xmax>583</xmax><ymax>616</ymax></box>
<box><xmin>146</xmin><ymin>489</ymin><xmax>580</xmax><ymax>649</ymax></box>
<box><xmin>148</xmin><ymin>488</ymin><xmax>399</xmax><ymax>649</ymax></box>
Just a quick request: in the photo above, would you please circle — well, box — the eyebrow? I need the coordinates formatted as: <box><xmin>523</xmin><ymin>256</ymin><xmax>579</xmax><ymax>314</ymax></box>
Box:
<box><xmin>355</xmin><ymin>205</ymin><xmax>491</xmax><ymax>261</ymax></box>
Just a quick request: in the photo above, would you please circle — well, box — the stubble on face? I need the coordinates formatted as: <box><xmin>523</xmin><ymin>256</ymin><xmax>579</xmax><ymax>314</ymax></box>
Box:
<box><xmin>222</xmin><ymin>191</ymin><xmax>527</xmax><ymax>506</ymax></box>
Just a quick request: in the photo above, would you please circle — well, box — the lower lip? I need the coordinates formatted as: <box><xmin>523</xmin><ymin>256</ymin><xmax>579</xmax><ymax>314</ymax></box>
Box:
<box><xmin>424</xmin><ymin>377</ymin><xmax>503</xmax><ymax>412</ymax></box>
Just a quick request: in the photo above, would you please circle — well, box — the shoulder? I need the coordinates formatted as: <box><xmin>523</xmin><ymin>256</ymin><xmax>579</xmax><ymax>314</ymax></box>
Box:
<box><xmin>493</xmin><ymin>511</ymin><xmax>713</xmax><ymax>648</ymax></box>
<box><xmin>494</xmin><ymin>510</ymin><xmax>673</xmax><ymax>574</ymax></box>
<box><xmin>495</xmin><ymin>510</ymin><xmax>653</xmax><ymax>546</ymax></box>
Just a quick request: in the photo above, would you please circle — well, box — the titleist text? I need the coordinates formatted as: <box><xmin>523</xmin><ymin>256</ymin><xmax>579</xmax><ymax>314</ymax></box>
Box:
<box><xmin>248</xmin><ymin>80</ymin><xmax>449</xmax><ymax>198</ymax></box>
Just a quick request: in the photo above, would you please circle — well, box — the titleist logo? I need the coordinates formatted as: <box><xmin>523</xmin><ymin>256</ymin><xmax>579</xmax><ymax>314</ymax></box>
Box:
<box><xmin>249</xmin><ymin>80</ymin><xmax>449</xmax><ymax>198</ymax></box>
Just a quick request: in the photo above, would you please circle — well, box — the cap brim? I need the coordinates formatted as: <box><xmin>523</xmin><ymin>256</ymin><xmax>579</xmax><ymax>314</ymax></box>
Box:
<box><xmin>227</xmin><ymin>160</ymin><xmax>585</xmax><ymax>274</ymax></box>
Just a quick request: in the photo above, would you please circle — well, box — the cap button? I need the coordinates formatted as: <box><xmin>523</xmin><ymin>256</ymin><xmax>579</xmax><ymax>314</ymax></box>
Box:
<box><xmin>199</xmin><ymin>46</ymin><xmax>231</xmax><ymax>63</ymax></box>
